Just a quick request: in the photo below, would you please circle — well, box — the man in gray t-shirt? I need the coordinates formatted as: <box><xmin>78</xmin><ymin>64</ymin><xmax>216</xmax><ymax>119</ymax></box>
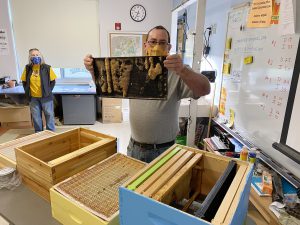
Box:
<box><xmin>84</xmin><ymin>25</ymin><xmax>210</xmax><ymax>163</ymax></box>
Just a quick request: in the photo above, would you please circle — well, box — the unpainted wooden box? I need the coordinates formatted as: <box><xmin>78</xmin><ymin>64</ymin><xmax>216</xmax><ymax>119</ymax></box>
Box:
<box><xmin>120</xmin><ymin>144</ymin><xmax>253</xmax><ymax>225</ymax></box>
<box><xmin>0</xmin><ymin>130</ymin><xmax>56</xmax><ymax>168</ymax></box>
<box><xmin>15</xmin><ymin>128</ymin><xmax>117</xmax><ymax>201</ymax></box>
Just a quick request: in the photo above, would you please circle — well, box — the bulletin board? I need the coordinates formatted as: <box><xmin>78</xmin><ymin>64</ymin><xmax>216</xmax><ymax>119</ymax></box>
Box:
<box><xmin>217</xmin><ymin>2</ymin><xmax>300</xmax><ymax>178</ymax></box>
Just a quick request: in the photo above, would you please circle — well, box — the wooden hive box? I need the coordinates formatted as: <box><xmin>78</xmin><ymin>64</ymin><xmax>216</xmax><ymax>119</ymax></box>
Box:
<box><xmin>0</xmin><ymin>130</ymin><xmax>56</xmax><ymax>168</ymax></box>
<box><xmin>119</xmin><ymin>144</ymin><xmax>253</xmax><ymax>225</ymax></box>
<box><xmin>50</xmin><ymin>153</ymin><xmax>145</xmax><ymax>225</ymax></box>
<box><xmin>15</xmin><ymin>128</ymin><xmax>117</xmax><ymax>201</ymax></box>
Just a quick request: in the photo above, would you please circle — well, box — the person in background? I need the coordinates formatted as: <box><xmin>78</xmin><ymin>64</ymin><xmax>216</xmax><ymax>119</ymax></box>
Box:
<box><xmin>21</xmin><ymin>48</ymin><xmax>56</xmax><ymax>132</ymax></box>
<box><xmin>84</xmin><ymin>25</ymin><xmax>211</xmax><ymax>163</ymax></box>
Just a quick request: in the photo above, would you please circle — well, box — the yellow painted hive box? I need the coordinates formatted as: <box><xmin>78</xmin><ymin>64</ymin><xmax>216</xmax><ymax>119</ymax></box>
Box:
<box><xmin>0</xmin><ymin>130</ymin><xmax>56</xmax><ymax>168</ymax></box>
<box><xmin>15</xmin><ymin>128</ymin><xmax>117</xmax><ymax>201</ymax></box>
<box><xmin>50</xmin><ymin>153</ymin><xmax>145</xmax><ymax>225</ymax></box>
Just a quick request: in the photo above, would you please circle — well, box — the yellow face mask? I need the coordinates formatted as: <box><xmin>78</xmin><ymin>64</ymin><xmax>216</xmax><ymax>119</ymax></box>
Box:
<box><xmin>146</xmin><ymin>45</ymin><xmax>168</xmax><ymax>56</ymax></box>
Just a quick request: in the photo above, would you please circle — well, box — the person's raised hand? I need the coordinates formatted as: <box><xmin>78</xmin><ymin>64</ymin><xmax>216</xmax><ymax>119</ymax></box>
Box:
<box><xmin>84</xmin><ymin>54</ymin><xmax>94</xmax><ymax>73</ymax></box>
<box><xmin>163</xmin><ymin>54</ymin><xmax>185</xmax><ymax>75</ymax></box>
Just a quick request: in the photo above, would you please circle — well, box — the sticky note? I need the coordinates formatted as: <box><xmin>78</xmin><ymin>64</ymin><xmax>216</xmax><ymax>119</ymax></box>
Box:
<box><xmin>219</xmin><ymin>102</ymin><xmax>225</xmax><ymax>115</ymax></box>
<box><xmin>221</xmin><ymin>87</ymin><xmax>227</xmax><ymax>99</ymax></box>
<box><xmin>244</xmin><ymin>56</ymin><xmax>253</xmax><ymax>64</ymax></box>
<box><xmin>228</xmin><ymin>108</ymin><xmax>235</xmax><ymax>128</ymax></box>
<box><xmin>223</xmin><ymin>63</ymin><xmax>231</xmax><ymax>75</ymax></box>
<box><xmin>226</xmin><ymin>38</ymin><xmax>232</xmax><ymax>50</ymax></box>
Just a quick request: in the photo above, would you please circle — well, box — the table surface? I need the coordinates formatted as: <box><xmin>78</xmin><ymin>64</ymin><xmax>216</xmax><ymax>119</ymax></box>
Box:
<box><xmin>0</xmin><ymin>84</ymin><xmax>96</xmax><ymax>95</ymax></box>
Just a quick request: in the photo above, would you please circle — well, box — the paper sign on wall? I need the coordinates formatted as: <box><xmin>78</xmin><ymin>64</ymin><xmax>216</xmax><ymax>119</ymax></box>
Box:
<box><xmin>271</xmin><ymin>0</ymin><xmax>280</xmax><ymax>25</ymax></box>
<box><xmin>279</xmin><ymin>0</ymin><xmax>295</xmax><ymax>35</ymax></box>
<box><xmin>0</xmin><ymin>29</ymin><xmax>9</xmax><ymax>56</ymax></box>
<box><xmin>247</xmin><ymin>0</ymin><xmax>272</xmax><ymax>28</ymax></box>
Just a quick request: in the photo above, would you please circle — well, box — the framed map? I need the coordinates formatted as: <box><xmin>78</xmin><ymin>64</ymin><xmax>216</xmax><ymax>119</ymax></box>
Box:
<box><xmin>109</xmin><ymin>33</ymin><xmax>147</xmax><ymax>57</ymax></box>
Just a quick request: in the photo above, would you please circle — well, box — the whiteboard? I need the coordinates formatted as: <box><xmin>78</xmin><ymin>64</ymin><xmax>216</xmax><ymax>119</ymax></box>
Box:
<box><xmin>218</xmin><ymin>4</ymin><xmax>300</xmax><ymax>178</ymax></box>
<box><xmin>286</xmin><ymin>72</ymin><xmax>300</xmax><ymax>152</ymax></box>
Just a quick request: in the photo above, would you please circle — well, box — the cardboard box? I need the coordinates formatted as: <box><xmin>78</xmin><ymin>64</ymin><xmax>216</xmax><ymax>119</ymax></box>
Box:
<box><xmin>0</xmin><ymin>130</ymin><xmax>56</xmax><ymax>169</ymax></box>
<box><xmin>102</xmin><ymin>98</ymin><xmax>122</xmax><ymax>123</ymax></box>
<box><xmin>1</xmin><ymin>121</ymin><xmax>32</xmax><ymax>128</ymax></box>
<box><xmin>0</xmin><ymin>105</ymin><xmax>31</xmax><ymax>123</ymax></box>
<box><xmin>15</xmin><ymin>128</ymin><xmax>117</xmax><ymax>201</ymax></box>
<box><xmin>120</xmin><ymin>144</ymin><xmax>253</xmax><ymax>225</ymax></box>
<box><xmin>50</xmin><ymin>153</ymin><xmax>145</xmax><ymax>225</ymax></box>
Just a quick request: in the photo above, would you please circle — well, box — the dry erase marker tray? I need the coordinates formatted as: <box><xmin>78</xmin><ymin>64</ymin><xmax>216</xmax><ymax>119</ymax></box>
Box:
<box><xmin>93</xmin><ymin>56</ymin><xmax>168</xmax><ymax>99</ymax></box>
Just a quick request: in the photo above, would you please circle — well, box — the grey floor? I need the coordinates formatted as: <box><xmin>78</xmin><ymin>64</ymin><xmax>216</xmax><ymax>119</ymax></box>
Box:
<box><xmin>0</xmin><ymin>184</ymin><xmax>60</xmax><ymax>225</ymax></box>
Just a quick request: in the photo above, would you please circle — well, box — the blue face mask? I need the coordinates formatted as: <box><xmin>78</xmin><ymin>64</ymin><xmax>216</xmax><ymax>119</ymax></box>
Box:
<box><xmin>31</xmin><ymin>56</ymin><xmax>41</xmax><ymax>64</ymax></box>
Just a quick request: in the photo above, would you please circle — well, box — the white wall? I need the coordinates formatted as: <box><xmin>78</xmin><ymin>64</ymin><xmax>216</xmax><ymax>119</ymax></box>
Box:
<box><xmin>10</xmin><ymin>0</ymin><xmax>100</xmax><ymax>70</ymax></box>
<box><xmin>0</xmin><ymin>0</ymin><xmax>19</xmax><ymax>80</ymax></box>
<box><xmin>1</xmin><ymin>0</ymin><xmax>172</xmax><ymax>78</ymax></box>
<box><xmin>98</xmin><ymin>0</ymin><xmax>172</xmax><ymax>57</ymax></box>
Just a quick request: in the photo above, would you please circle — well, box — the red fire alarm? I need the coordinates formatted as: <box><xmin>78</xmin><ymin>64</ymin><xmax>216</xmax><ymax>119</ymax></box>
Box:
<box><xmin>115</xmin><ymin>22</ymin><xmax>121</xmax><ymax>30</ymax></box>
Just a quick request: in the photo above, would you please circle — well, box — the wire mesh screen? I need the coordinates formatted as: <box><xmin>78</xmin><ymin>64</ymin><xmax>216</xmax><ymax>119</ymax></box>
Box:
<box><xmin>55</xmin><ymin>153</ymin><xmax>145</xmax><ymax>221</ymax></box>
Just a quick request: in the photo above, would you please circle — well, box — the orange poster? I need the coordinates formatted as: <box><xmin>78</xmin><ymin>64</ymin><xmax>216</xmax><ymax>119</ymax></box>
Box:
<box><xmin>271</xmin><ymin>0</ymin><xmax>280</xmax><ymax>24</ymax></box>
<box><xmin>247</xmin><ymin>0</ymin><xmax>273</xmax><ymax>28</ymax></box>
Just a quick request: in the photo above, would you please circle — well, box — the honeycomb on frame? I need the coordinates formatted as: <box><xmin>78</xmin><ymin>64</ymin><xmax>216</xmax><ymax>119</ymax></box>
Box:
<box><xmin>93</xmin><ymin>56</ymin><xmax>168</xmax><ymax>99</ymax></box>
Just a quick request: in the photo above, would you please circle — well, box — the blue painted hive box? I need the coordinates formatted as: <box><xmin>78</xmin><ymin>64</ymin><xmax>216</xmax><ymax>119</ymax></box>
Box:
<box><xmin>119</xmin><ymin>144</ymin><xmax>253</xmax><ymax>225</ymax></box>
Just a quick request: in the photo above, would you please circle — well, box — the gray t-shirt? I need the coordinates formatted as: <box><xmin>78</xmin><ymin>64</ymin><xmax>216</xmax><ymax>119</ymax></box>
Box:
<box><xmin>129</xmin><ymin>70</ymin><xmax>195</xmax><ymax>144</ymax></box>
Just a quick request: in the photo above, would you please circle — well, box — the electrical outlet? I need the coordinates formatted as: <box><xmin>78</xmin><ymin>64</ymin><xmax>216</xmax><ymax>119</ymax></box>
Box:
<box><xmin>211</xmin><ymin>24</ymin><xmax>217</xmax><ymax>34</ymax></box>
